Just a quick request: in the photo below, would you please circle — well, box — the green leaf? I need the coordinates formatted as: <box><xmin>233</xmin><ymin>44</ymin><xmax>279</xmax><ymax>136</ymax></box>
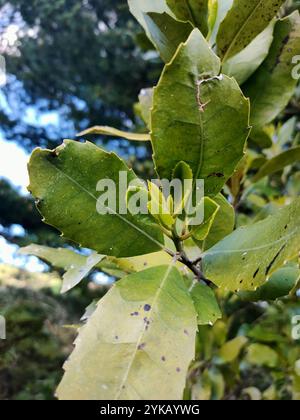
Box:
<box><xmin>218</xmin><ymin>336</ymin><xmax>248</xmax><ymax>363</ymax></box>
<box><xmin>202</xmin><ymin>197</ymin><xmax>300</xmax><ymax>291</ymax></box>
<box><xmin>144</xmin><ymin>13</ymin><xmax>192</xmax><ymax>63</ymax></box>
<box><xmin>246</xmin><ymin>344</ymin><xmax>279</xmax><ymax>368</ymax></box>
<box><xmin>77</xmin><ymin>126</ymin><xmax>150</xmax><ymax>142</ymax></box>
<box><xmin>19</xmin><ymin>244</ymin><xmax>104</xmax><ymax>293</ymax></box>
<box><xmin>190</xmin><ymin>283</ymin><xmax>222</xmax><ymax>325</ymax></box>
<box><xmin>253</xmin><ymin>147</ymin><xmax>300</xmax><ymax>182</ymax></box>
<box><xmin>222</xmin><ymin>21</ymin><xmax>275</xmax><ymax>85</ymax></box>
<box><xmin>28</xmin><ymin>140</ymin><xmax>164</xmax><ymax>258</ymax></box>
<box><xmin>191</xmin><ymin>197</ymin><xmax>220</xmax><ymax>241</ymax></box>
<box><xmin>202</xmin><ymin>194</ymin><xmax>235</xmax><ymax>250</ymax></box>
<box><xmin>243</xmin><ymin>12</ymin><xmax>300</xmax><ymax>128</ymax></box>
<box><xmin>138</xmin><ymin>88</ymin><xmax>153</xmax><ymax>129</ymax></box>
<box><xmin>151</xmin><ymin>29</ymin><xmax>250</xmax><ymax>197</ymax></box>
<box><xmin>166</xmin><ymin>0</ymin><xmax>209</xmax><ymax>36</ymax></box>
<box><xmin>56</xmin><ymin>265</ymin><xmax>197</xmax><ymax>400</ymax></box>
<box><xmin>217</xmin><ymin>0</ymin><xmax>285</xmax><ymax>61</ymax></box>
<box><xmin>239</xmin><ymin>266</ymin><xmax>300</xmax><ymax>302</ymax></box>
<box><xmin>128</xmin><ymin>0</ymin><xmax>174</xmax><ymax>40</ymax></box>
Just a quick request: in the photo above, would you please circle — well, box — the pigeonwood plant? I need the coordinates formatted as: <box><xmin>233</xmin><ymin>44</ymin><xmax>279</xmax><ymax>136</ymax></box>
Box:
<box><xmin>22</xmin><ymin>0</ymin><xmax>300</xmax><ymax>400</ymax></box>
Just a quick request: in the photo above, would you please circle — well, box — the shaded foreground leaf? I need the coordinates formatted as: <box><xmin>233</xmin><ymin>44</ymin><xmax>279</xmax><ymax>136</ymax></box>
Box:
<box><xmin>28</xmin><ymin>141</ymin><xmax>164</xmax><ymax>258</ymax></box>
<box><xmin>202</xmin><ymin>197</ymin><xmax>300</xmax><ymax>291</ymax></box>
<box><xmin>56</xmin><ymin>265</ymin><xmax>197</xmax><ymax>400</ymax></box>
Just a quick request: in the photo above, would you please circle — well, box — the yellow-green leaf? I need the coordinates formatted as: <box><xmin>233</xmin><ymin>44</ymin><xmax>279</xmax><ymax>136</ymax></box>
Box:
<box><xmin>28</xmin><ymin>141</ymin><xmax>164</xmax><ymax>258</ymax></box>
<box><xmin>56</xmin><ymin>265</ymin><xmax>197</xmax><ymax>400</ymax></box>
<box><xmin>151</xmin><ymin>29</ymin><xmax>250</xmax><ymax>197</ymax></box>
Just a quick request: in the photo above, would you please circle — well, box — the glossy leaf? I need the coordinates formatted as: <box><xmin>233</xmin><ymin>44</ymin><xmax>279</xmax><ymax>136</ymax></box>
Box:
<box><xmin>77</xmin><ymin>126</ymin><xmax>150</xmax><ymax>142</ymax></box>
<box><xmin>202</xmin><ymin>197</ymin><xmax>300</xmax><ymax>291</ymax></box>
<box><xmin>191</xmin><ymin>283</ymin><xmax>222</xmax><ymax>325</ymax></box>
<box><xmin>166</xmin><ymin>0</ymin><xmax>209</xmax><ymax>36</ymax></box>
<box><xmin>243</xmin><ymin>12</ymin><xmax>300</xmax><ymax>128</ymax></box>
<box><xmin>222</xmin><ymin>21</ymin><xmax>275</xmax><ymax>85</ymax></box>
<box><xmin>253</xmin><ymin>146</ymin><xmax>300</xmax><ymax>182</ymax></box>
<box><xmin>144</xmin><ymin>13</ymin><xmax>192</xmax><ymax>63</ymax></box>
<box><xmin>56</xmin><ymin>265</ymin><xmax>197</xmax><ymax>400</ymax></box>
<box><xmin>217</xmin><ymin>0</ymin><xmax>285</xmax><ymax>61</ymax></box>
<box><xmin>28</xmin><ymin>141</ymin><xmax>164</xmax><ymax>258</ymax></box>
<box><xmin>151</xmin><ymin>29</ymin><xmax>250</xmax><ymax>197</ymax></box>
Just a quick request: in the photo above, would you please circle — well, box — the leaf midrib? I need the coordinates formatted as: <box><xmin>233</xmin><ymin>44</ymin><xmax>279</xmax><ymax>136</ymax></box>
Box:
<box><xmin>43</xmin><ymin>156</ymin><xmax>166</xmax><ymax>252</ymax></box>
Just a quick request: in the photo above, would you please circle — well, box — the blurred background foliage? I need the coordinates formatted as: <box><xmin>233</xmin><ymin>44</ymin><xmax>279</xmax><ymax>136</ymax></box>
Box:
<box><xmin>0</xmin><ymin>0</ymin><xmax>299</xmax><ymax>400</ymax></box>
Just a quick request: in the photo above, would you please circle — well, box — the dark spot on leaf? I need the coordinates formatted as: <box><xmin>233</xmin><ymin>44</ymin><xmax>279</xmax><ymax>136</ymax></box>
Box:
<box><xmin>130</xmin><ymin>311</ymin><xmax>139</xmax><ymax>317</ymax></box>
<box><xmin>265</xmin><ymin>245</ymin><xmax>286</xmax><ymax>276</ymax></box>
<box><xmin>184</xmin><ymin>329</ymin><xmax>189</xmax><ymax>336</ymax></box>
<box><xmin>138</xmin><ymin>343</ymin><xmax>146</xmax><ymax>350</ymax></box>
<box><xmin>176</xmin><ymin>367</ymin><xmax>181</xmax><ymax>372</ymax></box>
<box><xmin>208</xmin><ymin>172</ymin><xmax>224</xmax><ymax>178</ymax></box>
<box><xmin>253</xmin><ymin>268</ymin><xmax>260</xmax><ymax>279</ymax></box>
<box><xmin>144</xmin><ymin>304</ymin><xmax>151</xmax><ymax>312</ymax></box>
<box><xmin>161</xmin><ymin>356</ymin><xmax>166</xmax><ymax>362</ymax></box>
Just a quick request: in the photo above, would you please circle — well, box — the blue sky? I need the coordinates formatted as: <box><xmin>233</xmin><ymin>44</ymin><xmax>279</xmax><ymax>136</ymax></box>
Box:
<box><xmin>0</xmin><ymin>88</ymin><xmax>61</xmax><ymax>271</ymax></box>
<box><xmin>0</xmin><ymin>135</ymin><xmax>47</xmax><ymax>270</ymax></box>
